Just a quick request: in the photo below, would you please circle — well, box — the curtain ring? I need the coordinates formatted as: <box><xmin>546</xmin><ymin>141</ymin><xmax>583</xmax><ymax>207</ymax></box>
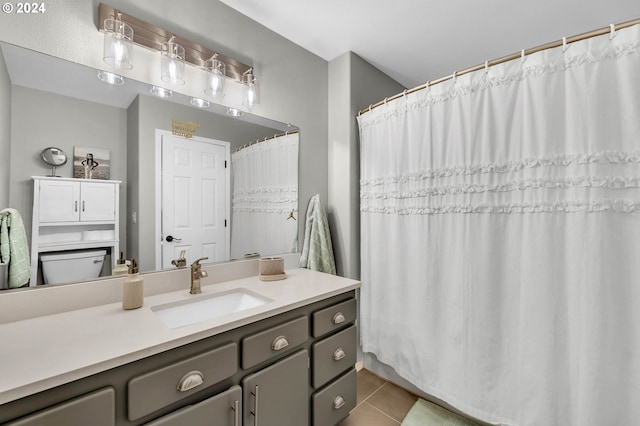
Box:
<box><xmin>484</xmin><ymin>60</ymin><xmax>489</xmax><ymax>74</ymax></box>
<box><xmin>609</xmin><ymin>23</ymin><xmax>616</xmax><ymax>40</ymax></box>
<box><xmin>521</xmin><ymin>49</ymin><xmax>526</xmax><ymax>63</ymax></box>
<box><xmin>562</xmin><ymin>37</ymin><xmax>568</xmax><ymax>52</ymax></box>
<box><xmin>452</xmin><ymin>71</ymin><xmax>457</xmax><ymax>84</ymax></box>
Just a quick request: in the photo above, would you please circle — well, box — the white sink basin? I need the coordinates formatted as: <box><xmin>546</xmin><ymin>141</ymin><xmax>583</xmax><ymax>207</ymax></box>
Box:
<box><xmin>152</xmin><ymin>288</ymin><xmax>272</xmax><ymax>329</ymax></box>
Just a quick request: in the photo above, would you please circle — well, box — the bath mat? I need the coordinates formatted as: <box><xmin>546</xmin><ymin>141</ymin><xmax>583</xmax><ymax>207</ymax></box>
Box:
<box><xmin>401</xmin><ymin>398</ymin><xmax>480</xmax><ymax>426</ymax></box>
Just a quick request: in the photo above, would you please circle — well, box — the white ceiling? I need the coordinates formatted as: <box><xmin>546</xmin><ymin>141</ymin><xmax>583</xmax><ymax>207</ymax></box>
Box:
<box><xmin>220</xmin><ymin>0</ymin><xmax>639</xmax><ymax>89</ymax></box>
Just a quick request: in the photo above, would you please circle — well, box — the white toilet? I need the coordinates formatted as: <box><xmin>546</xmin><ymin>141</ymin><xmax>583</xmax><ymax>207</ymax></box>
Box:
<box><xmin>40</xmin><ymin>249</ymin><xmax>107</xmax><ymax>284</ymax></box>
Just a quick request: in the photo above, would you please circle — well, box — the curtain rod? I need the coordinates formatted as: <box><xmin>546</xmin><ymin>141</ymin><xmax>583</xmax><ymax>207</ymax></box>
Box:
<box><xmin>359</xmin><ymin>17</ymin><xmax>640</xmax><ymax>116</ymax></box>
<box><xmin>235</xmin><ymin>129</ymin><xmax>299</xmax><ymax>152</ymax></box>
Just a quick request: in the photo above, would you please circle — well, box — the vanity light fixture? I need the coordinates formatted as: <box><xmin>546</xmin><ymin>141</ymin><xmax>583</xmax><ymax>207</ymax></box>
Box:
<box><xmin>97</xmin><ymin>70</ymin><xmax>124</xmax><ymax>85</ymax></box>
<box><xmin>226</xmin><ymin>107</ymin><xmax>244</xmax><ymax>117</ymax></box>
<box><xmin>161</xmin><ymin>38</ymin><xmax>186</xmax><ymax>86</ymax></box>
<box><xmin>98</xmin><ymin>3</ymin><xmax>260</xmax><ymax>104</ymax></box>
<box><xmin>190</xmin><ymin>97</ymin><xmax>210</xmax><ymax>108</ymax></box>
<box><xmin>241</xmin><ymin>68</ymin><xmax>260</xmax><ymax>108</ymax></box>
<box><xmin>204</xmin><ymin>55</ymin><xmax>226</xmax><ymax>98</ymax></box>
<box><xmin>102</xmin><ymin>12</ymin><xmax>133</xmax><ymax>70</ymax></box>
<box><xmin>150</xmin><ymin>86</ymin><xmax>173</xmax><ymax>98</ymax></box>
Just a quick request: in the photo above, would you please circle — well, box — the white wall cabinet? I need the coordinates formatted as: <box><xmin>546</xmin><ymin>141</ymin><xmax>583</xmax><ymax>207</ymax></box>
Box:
<box><xmin>30</xmin><ymin>176</ymin><xmax>121</xmax><ymax>286</ymax></box>
<box><xmin>38</xmin><ymin>179</ymin><xmax>116</xmax><ymax>223</ymax></box>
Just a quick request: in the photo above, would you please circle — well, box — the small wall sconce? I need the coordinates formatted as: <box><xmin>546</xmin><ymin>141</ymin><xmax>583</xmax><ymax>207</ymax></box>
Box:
<box><xmin>102</xmin><ymin>12</ymin><xmax>133</xmax><ymax>70</ymax></box>
<box><xmin>242</xmin><ymin>68</ymin><xmax>260</xmax><ymax>108</ymax></box>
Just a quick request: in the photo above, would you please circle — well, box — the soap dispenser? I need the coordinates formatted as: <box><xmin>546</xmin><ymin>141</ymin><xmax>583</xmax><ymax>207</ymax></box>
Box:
<box><xmin>122</xmin><ymin>259</ymin><xmax>144</xmax><ymax>310</ymax></box>
<box><xmin>112</xmin><ymin>252</ymin><xmax>129</xmax><ymax>275</ymax></box>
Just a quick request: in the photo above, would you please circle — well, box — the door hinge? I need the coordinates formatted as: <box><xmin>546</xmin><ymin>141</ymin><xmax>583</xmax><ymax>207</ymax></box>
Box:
<box><xmin>224</xmin><ymin>160</ymin><xmax>227</xmax><ymax>168</ymax></box>
<box><xmin>224</xmin><ymin>219</ymin><xmax>227</xmax><ymax>227</ymax></box>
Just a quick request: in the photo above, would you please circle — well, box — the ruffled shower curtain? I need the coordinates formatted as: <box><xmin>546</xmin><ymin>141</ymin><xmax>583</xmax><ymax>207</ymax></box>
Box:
<box><xmin>358</xmin><ymin>25</ymin><xmax>640</xmax><ymax>426</ymax></box>
<box><xmin>230</xmin><ymin>133</ymin><xmax>298</xmax><ymax>259</ymax></box>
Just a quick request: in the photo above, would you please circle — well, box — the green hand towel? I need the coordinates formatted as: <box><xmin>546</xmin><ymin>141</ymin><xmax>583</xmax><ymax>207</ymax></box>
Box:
<box><xmin>299</xmin><ymin>195</ymin><xmax>336</xmax><ymax>274</ymax></box>
<box><xmin>0</xmin><ymin>208</ymin><xmax>31</xmax><ymax>288</ymax></box>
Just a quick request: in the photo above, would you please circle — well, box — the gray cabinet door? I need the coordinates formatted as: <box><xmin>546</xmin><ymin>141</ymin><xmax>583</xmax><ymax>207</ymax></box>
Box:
<box><xmin>145</xmin><ymin>385</ymin><xmax>242</xmax><ymax>426</ymax></box>
<box><xmin>242</xmin><ymin>349</ymin><xmax>309</xmax><ymax>426</ymax></box>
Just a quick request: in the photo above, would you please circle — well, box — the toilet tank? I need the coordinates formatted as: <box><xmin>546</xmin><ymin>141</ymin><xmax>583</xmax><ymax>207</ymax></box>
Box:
<box><xmin>40</xmin><ymin>249</ymin><xmax>107</xmax><ymax>284</ymax></box>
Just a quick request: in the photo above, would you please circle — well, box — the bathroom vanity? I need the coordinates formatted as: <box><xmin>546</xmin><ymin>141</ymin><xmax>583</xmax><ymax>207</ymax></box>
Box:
<box><xmin>0</xmin><ymin>267</ymin><xmax>360</xmax><ymax>425</ymax></box>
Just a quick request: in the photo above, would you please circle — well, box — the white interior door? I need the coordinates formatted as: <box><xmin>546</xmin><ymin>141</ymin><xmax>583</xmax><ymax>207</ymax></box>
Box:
<box><xmin>160</xmin><ymin>132</ymin><xmax>230</xmax><ymax>268</ymax></box>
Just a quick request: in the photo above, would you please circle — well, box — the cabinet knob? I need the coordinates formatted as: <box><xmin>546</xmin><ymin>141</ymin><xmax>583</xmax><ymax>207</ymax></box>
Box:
<box><xmin>332</xmin><ymin>395</ymin><xmax>346</xmax><ymax>410</ymax></box>
<box><xmin>176</xmin><ymin>370</ymin><xmax>204</xmax><ymax>392</ymax></box>
<box><xmin>271</xmin><ymin>336</ymin><xmax>289</xmax><ymax>351</ymax></box>
<box><xmin>332</xmin><ymin>312</ymin><xmax>346</xmax><ymax>324</ymax></box>
<box><xmin>332</xmin><ymin>348</ymin><xmax>346</xmax><ymax>361</ymax></box>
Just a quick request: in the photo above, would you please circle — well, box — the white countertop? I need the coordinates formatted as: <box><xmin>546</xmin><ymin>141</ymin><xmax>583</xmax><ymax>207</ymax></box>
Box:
<box><xmin>0</xmin><ymin>268</ymin><xmax>360</xmax><ymax>405</ymax></box>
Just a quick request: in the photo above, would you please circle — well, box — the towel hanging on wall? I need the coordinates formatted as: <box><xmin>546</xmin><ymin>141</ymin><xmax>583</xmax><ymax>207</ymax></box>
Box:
<box><xmin>299</xmin><ymin>194</ymin><xmax>336</xmax><ymax>275</ymax></box>
<box><xmin>0</xmin><ymin>208</ymin><xmax>31</xmax><ymax>288</ymax></box>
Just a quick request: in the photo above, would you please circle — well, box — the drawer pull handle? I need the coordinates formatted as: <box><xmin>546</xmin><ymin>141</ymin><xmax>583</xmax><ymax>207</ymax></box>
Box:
<box><xmin>332</xmin><ymin>312</ymin><xmax>346</xmax><ymax>324</ymax></box>
<box><xmin>232</xmin><ymin>399</ymin><xmax>239</xmax><ymax>426</ymax></box>
<box><xmin>333</xmin><ymin>348</ymin><xmax>346</xmax><ymax>361</ymax></box>
<box><xmin>272</xmin><ymin>336</ymin><xmax>289</xmax><ymax>351</ymax></box>
<box><xmin>251</xmin><ymin>385</ymin><xmax>260</xmax><ymax>426</ymax></box>
<box><xmin>333</xmin><ymin>395</ymin><xmax>346</xmax><ymax>410</ymax></box>
<box><xmin>176</xmin><ymin>370</ymin><xmax>204</xmax><ymax>392</ymax></box>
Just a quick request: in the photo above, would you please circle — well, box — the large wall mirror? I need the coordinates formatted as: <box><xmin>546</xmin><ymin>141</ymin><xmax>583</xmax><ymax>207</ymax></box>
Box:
<box><xmin>0</xmin><ymin>41</ymin><xmax>300</xmax><ymax>290</ymax></box>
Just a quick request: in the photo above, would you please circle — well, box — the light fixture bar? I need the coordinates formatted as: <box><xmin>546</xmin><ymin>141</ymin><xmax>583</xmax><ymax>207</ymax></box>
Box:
<box><xmin>98</xmin><ymin>3</ymin><xmax>253</xmax><ymax>81</ymax></box>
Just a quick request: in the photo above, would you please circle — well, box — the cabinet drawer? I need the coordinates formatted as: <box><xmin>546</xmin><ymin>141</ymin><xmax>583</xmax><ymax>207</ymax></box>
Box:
<box><xmin>312</xmin><ymin>298</ymin><xmax>356</xmax><ymax>337</ymax></box>
<box><xmin>145</xmin><ymin>385</ymin><xmax>241</xmax><ymax>426</ymax></box>
<box><xmin>312</xmin><ymin>325</ymin><xmax>357</xmax><ymax>388</ymax></box>
<box><xmin>241</xmin><ymin>316</ymin><xmax>308</xmax><ymax>369</ymax></box>
<box><xmin>6</xmin><ymin>387</ymin><xmax>115</xmax><ymax>426</ymax></box>
<box><xmin>128</xmin><ymin>342</ymin><xmax>237</xmax><ymax>421</ymax></box>
<box><xmin>312</xmin><ymin>369</ymin><xmax>357</xmax><ymax>426</ymax></box>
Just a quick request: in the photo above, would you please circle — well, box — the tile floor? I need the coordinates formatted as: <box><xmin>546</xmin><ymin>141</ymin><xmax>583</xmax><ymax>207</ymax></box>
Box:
<box><xmin>338</xmin><ymin>369</ymin><xmax>418</xmax><ymax>426</ymax></box>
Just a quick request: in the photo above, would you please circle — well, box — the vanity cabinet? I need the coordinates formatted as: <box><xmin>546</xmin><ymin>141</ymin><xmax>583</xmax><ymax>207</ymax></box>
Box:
<box><xmin>0</xmin><ymin>291</ymin><xmax>357</xmax><ymax>426</ymax></box>
<box><xmin>30</xmin><ymin>176</ymin><xmax>121</xmax><ymax>286</ymax></box>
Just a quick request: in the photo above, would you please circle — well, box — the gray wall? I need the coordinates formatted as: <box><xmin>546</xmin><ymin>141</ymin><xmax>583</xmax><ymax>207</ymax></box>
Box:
<box><xmin>0</xmin><ymin>0</ymin><xmax>328</xmax><ymax>261</ymax></box>
<box><xmin>328</xmin><ymin>52</ymin><xmax>404</xmax><ymax>279</ymax></box>
<box><xmin>131</xmin><ymin>94</ymin><xmax>280</xmax><ymax>271</ymax></box>
<box><xmin>0</xmin><ymin>50</ymin><xmax>11</xmax><ymax>287</ymax></box>
<box><xmin>8</xmin><ymin>86</ymin><xmax>128</xmax><ymax>247</ymax></box>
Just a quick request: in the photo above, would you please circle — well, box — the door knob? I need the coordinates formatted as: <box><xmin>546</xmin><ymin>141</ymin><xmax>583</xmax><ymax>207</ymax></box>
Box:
<box><xmin>165</xmin><ymin>235</ymin><xmax>182</xmax><ymax>242</ymax></box>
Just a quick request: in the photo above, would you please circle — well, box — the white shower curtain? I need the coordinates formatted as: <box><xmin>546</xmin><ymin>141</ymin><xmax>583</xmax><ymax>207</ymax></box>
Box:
<box><xmin>230</xmin><ymin>133</ymin><xmax>298</xmax><ymax>259</ymax></box>
<box><xmin>358</xmin><ymin>25</ymin><xmax>640</xmax><ymax>426</ymax></box>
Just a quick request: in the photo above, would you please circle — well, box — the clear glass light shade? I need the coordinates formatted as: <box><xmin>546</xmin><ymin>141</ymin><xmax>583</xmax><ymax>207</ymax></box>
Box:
<box><xmin>226</xmin><ymin>107</ymin><xmax>244</xmax><ymax>117</ymax></box>
<box><xmin>97</xmin><ymin>70</ymin><xmax>124</xmax><ymax>85</ymax></box>
<box><xmin>103</xmin><ymin>18</ymin><xmax>133</xmax><ymax>70</ymax></box>
<box><xmin>204</xmin><ymin>58</ymin><xmax>226</xmax><ymax>98</ymax></box>
<box><xmin>150</xmin><ymin>86</ymin><xmax>173</xmax><ymax>98</ymax></box>
<box><xmin>190</xmin><ymin>97</ymin><xmax>210</xmax><ymax>108</ymax></box>
<box><xmin>242</xmin><ymin>72</ymin><xmax>260</xmax><ymax>108</ymax></box>
<box><xmin>160</xmin><ymin>41</ymin><xmax>185</xmax><ymax>85</ymax></box>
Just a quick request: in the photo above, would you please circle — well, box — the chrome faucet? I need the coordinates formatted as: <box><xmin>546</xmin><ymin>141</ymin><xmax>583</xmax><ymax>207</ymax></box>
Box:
<box><xmin>171</xmin><ymin>250</ymin><xmax>187</xmax><ymax>268</ymax></box>
<box><xmin>190</xmin><ymin>257</ymin><xmax>209</xmax><ymax>294</ymax></box>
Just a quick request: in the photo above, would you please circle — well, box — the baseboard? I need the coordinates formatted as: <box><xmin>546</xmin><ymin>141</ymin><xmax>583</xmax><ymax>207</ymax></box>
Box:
<box><xmin>355</xmin><ymin>360</ymin><xmax>364</xmax><ymax>371</ymax></box>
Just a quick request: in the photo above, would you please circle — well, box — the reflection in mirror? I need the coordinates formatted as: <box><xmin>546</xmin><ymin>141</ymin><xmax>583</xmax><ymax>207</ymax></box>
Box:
<box><xmin>0</xmin><ymin>41</ymin><xmax>299</xmax><ymax>291</ymax></box>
